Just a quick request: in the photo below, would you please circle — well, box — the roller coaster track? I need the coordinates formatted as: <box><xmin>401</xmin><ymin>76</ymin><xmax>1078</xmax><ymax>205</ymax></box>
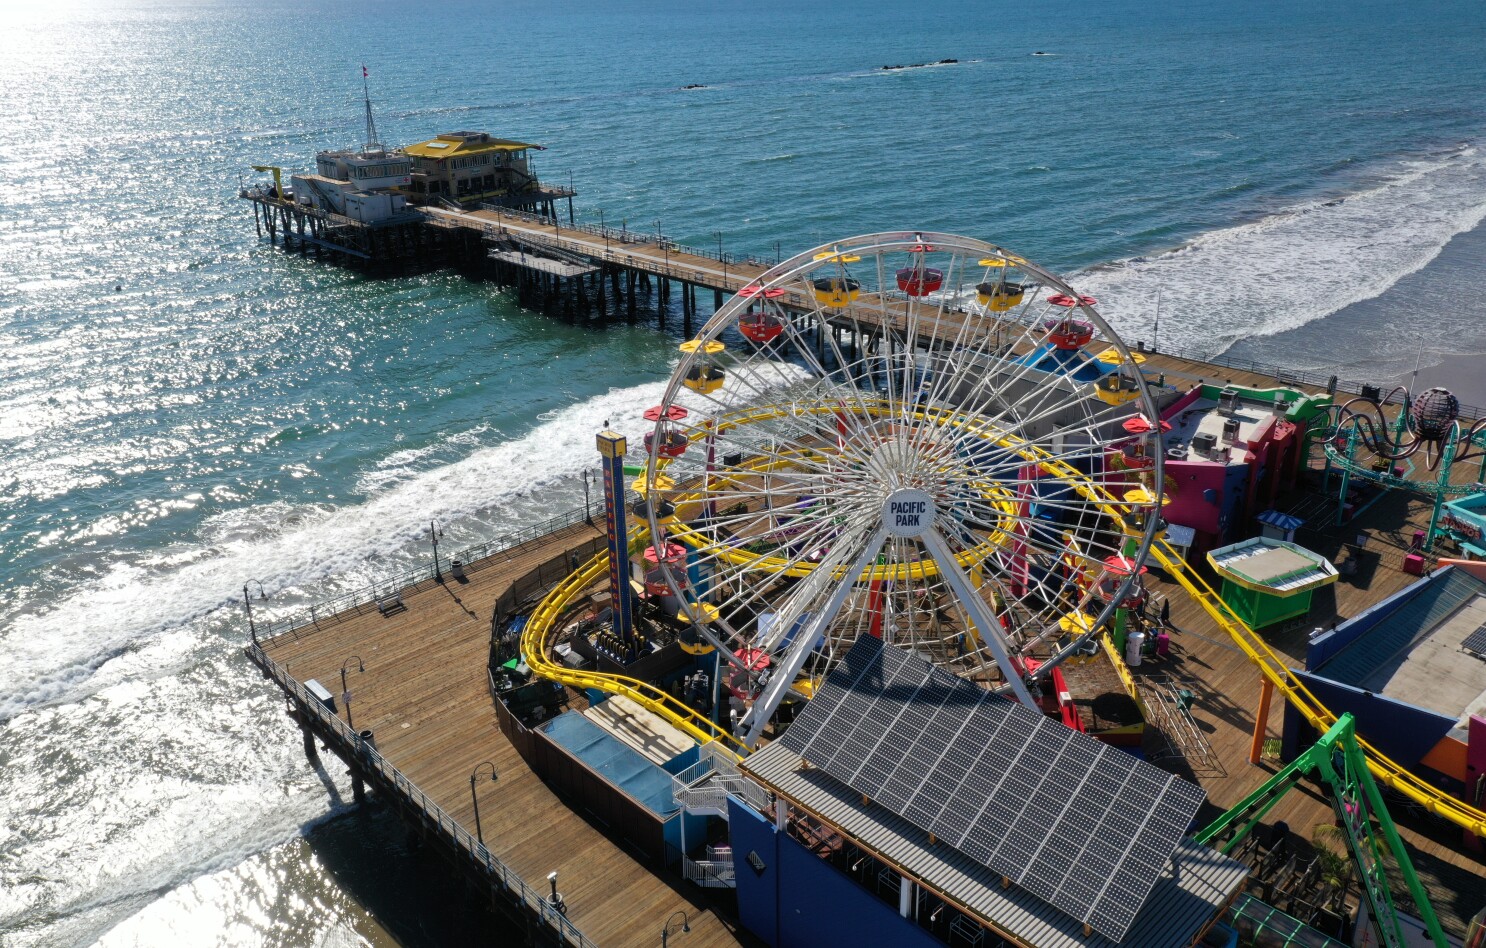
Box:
<box><xmin>1147</xmin><ymin>537</ymin><xmax>1486</xmax><ymax>838</ymax></box>
<box><xmin>520</xmin><ymin>525</ymin><xmax>750</xmax><ymax>759</ymax></box>
<box><xmin>520</xmin><ymin>404</ymin><xmax>1486</xmax><ymax>836</ymax></box>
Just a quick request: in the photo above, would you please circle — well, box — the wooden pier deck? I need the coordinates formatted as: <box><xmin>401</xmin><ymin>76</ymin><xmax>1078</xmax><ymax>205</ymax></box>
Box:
<box><xmin>1137</xmin><ymin>481</ymin><xmax>1486</xmax><ymax>937</ymax></box>
<box><xmin>253</xmin><ymin>519</ymin><xmax>750</xmax><ymax>948</ymax></box>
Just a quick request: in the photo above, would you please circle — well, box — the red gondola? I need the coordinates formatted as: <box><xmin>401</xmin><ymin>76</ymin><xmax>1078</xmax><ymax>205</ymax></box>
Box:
<box><xmin>642</xmin><ymin>404</ymin><xmax>691</xmax><ymax>458</ymax></box>
<box><xmin>1045</xmin><ymin>317</ymin><xmax>1095</xmax><ymax>350</ymax></box>
<box><xmin>739</xmin><ymin>310</ymin><xmax>785</xmax><ymax>344</ymax></box>
<box><xmin>896</xmin><ymin>267</ymin><xmax>943</xmax><ymax>296</ymax></box>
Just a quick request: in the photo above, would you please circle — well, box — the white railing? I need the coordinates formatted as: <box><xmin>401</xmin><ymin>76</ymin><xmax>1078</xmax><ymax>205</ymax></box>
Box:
<box><xmin>672</xmin><ymin>743</ymin><xmax>772</xmax><ymax>816</ymax></box>
<box><xmin>682</xmin><ymin>857</ymin><xmax>736</xmax><ymax>888</ymax></box>
<box><xmin>247</xmin><ymin>644</ymin><xmax>597</xmax><ymax>948</ymax></box>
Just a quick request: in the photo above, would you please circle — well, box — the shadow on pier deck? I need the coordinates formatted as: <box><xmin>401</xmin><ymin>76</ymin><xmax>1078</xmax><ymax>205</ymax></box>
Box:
<box><xmin>249</xmin><ymin>516</ymin><xmax>750</xmax><ymax>948</ymax></box>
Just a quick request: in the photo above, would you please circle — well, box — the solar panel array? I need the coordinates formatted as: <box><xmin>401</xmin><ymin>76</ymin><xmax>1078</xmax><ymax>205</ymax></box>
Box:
<box><xmin>1464</xmin><ymin>620</ymin><xmax>1486</xmax><ymax>658</ymax></box>
<box><xmin>779</xmin><ymin>635</ymin><xmax>1206</xmax><ymax>942</ymax></box>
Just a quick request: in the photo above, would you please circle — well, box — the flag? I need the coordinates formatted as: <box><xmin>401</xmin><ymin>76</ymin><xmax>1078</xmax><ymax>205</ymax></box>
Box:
<box><xmin>362</xmin><ymin>64</ymin><xmax>368</xmax><ymax>78</ymax></box>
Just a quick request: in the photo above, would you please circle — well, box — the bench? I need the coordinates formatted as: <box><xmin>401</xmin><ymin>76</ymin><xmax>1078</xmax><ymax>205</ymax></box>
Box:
<box><xmin>376</xmin><ymin>591</ymin><xmax>405</xmax><ymax>616</ymax></box>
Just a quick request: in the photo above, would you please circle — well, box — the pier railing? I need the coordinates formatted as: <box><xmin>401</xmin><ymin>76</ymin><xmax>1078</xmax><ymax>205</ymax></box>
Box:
<box><xmin>255</xmin><ymin>492</ymin><xmax>624</xmax><ymax>648</ymax></box>
<box><xmin>473</xmin><ymin>203</ymin><xmax>779</xmax><ymax>270</ymax></box>
<box><xmin>249</xmin><ymin>643</ymin><xmax>597</xmax><ymax>948</ymax></box>
<box><xmin>1143</xmin><ymin>342</ymin><xmax>1485</xmax><ymax>421</ymax></box>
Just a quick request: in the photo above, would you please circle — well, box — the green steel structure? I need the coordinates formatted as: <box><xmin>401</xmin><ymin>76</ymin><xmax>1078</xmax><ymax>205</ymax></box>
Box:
<box><xmin>1195</xmin><ymin>714</ymin><xmax>1446</xmax><ymax>948</ymax></box>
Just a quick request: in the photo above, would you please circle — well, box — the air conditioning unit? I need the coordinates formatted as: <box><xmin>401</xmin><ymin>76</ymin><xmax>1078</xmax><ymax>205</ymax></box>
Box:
<box><xmin>1217</xmin><ymin>388</ymin><xmax>1240</xmax><ymax>416</ymax></box>
<box><xmin>1273</xmin><ymin>398</ymin><xmax>1292</xmax><ymax>416</ymax></box>
<box><xmin>1192</xmin><ymin>432</ymin><xmax>1218</xmax><ymax>458</ymax></box>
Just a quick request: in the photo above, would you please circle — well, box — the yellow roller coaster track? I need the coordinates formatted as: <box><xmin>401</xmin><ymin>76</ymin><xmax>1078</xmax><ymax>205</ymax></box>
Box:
<box><xmin>521</xmin><ymin>401</ymin><xmax>1486</xmax><ymax>836</ymax></box>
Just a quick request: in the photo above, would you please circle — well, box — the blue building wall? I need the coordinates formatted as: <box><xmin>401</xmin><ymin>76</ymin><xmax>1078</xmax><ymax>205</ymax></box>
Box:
<box><xmin>1281</xmin><ymin>672</ymin><xmax>1455</xmax><ymax>772</ymax></box>
<box><xmin>1304</xmin><ymin>576</ymin><xmax>1436</xmax><ymax>670</ymax></box>
<box><xmin>728</xmin><ymin>799</ymin><xmax>942</xmax><ymax>948</ymax></box>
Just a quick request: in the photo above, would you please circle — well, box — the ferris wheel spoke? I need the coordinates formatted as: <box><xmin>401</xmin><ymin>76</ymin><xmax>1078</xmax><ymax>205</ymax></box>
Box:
<box><xmin>739</xmin><ymin>525</ymin><xmax>890</xmax><ymax>747</ymax></box>
<box><xmin>920</xmin><ymin>528</ymin><xmax>1037</xmax><ymax>706</ymax></box>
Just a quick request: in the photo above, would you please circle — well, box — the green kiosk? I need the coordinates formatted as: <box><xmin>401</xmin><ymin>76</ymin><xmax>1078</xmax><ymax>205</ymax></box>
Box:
<box><xmin>1207</xmin><ymin>536</ymin><xmax>1338</xmax><ymax>629</ymax></box>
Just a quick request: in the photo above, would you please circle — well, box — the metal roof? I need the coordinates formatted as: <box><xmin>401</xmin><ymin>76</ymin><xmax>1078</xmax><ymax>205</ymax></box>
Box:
<box><xmin>744</xmin><ymin>741</ymin><xmax>1249</xmax><ymax>948</ymax></box>
<box><xmin>404</xmin><ymin>133</ymin><xmax>539</xmax><ymax>159</ymax></box>
<box><xmin>1322</xmin><ymin>567</ymin><xmax>1486</xmax><ymax>680</ymax></box>
<box><xmin>774</xmin><ymin>635</ymin><xmax>1208</xmax><ymax>941</ymax></box>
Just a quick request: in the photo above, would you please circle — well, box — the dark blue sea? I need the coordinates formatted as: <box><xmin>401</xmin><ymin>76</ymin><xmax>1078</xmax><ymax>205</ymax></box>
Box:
<box><xmin>2</xmin><ymin>0</ymin><xmax>1485</xmax><ymax>943</ymax></box>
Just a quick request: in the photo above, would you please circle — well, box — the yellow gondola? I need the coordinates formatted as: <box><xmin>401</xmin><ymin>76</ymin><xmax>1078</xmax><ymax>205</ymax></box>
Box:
<box><xmin>1094</xmin><ymin>368</ymin><xmax>1143</xmax><ymax>405</ymax></box>
<box><xmin>811</xmin><ymin>276</ymin><xmax>861</xmax><ymax>308</ymax></box>
<box><xmin>975</xmin><ymin>258</ymin><xmax>1025</xmax><ymax>310</ymax></box>
<box><xmin>679</xmin><ymin>339</ymin><xmax>727</xmax><ymax>394</ymax></box>
<box><xmin>678</xmin><ymin>602</ymin><xmax>720</xmax><ymax>655</ymax></box>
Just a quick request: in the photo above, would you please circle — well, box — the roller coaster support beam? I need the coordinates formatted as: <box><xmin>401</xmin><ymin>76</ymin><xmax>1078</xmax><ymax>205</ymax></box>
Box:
<box><xmin>1196</xmin><ymin>714</ymin><xmax>1446</xmax><ymax>948</ymax></box>
<box><xmin>1425</xmin><ymin>431</ymin><xmax>1457</xmax><ymax>553</ymax></box>
<box><xmin>1336</xmin><ymin>423</ymin><xmax>1359</xmax><ymax>527</ymax></box>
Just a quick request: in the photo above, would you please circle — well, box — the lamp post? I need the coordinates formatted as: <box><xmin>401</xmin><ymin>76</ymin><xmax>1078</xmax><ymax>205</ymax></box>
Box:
<box><xmin>243</xmin><ymin>579</ymin><xmax>268</xmax><ymax>647</ymax></box>
<box><xmin>340</xmin><ymin>655</ymin><xmax>364</xmax><ymax>729</ymax></box>
<box><xmin>429</xmin><ymin>520</ymin><xmax>444</xmax><ymax>583</ymax></box>
<box><xmin>713</xmin><ymin>230</ymin><xmax>723</xmax><ymax>261</ymax></box>
<box><xmin>469</xmin><ymin>760</ymin><xmax>498</xmax><ymax>846</ymax></box>
<box><xmin>546</xmin><ymin>871</ymin><xmax>566</xmax><ymax>914</ymax></box>
<box><xmin>661</xmin><ymin>911</ymin><xmax>690</xmax><ymax>946</ymax></box>
<box><xmin>598</xmin><ymin>209</ymin><xmax>607</xmax><ymax>250</ymax></box>
<box><xmin>583</xmin><ymin>468</ymin><xmax>593</xmax><ymax>524</ymax></box>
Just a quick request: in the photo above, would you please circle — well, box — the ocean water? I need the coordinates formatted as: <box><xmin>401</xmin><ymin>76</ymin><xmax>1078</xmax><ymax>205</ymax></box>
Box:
<box><xmin>2</xmin><ymin>0</ymin><xmax>1485</xmax><ymax>944</ymax></box>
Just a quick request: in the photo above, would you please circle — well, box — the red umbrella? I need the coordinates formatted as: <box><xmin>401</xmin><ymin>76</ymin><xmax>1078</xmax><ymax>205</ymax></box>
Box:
<box><xmin>1122</xmin><ymin>416</ymin><xmax>1172</xmax><ymax>434</ymax></box>
<box><xmin>734</xmin><ymin>647</ymin><xmax>772</xmax><ymax>671</ymax></box>
<box><xmin>643</xmin><ymin>404</ymin><xmax>690</xmax><ymax>422</ymax></box>
<box><xmin>643</xmin><ymin>542</ymin><xmax>688</xmax><ymax>564</ymax></box>
<box><xmin>1103</xmin><ymin>555</ymin><xmax>1149</xmax><ymax>576</ymax></box>
<box><xmin>1048</xmin><ymin>293</ymin><xmax>1098</xmax><ymax>308</ymax></box>
<box><xmin>739</xmin><ymin>284</ymin><xmax>786</xmax><ymax>299</ymax></box>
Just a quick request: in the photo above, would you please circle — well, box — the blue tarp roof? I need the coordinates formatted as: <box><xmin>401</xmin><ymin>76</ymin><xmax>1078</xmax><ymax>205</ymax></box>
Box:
<box><xmin>1257</xmin><ymin>509</ymin><xmax>1305</xmax><ymax>531</ymax></box>
<box><xmin>1012</xmin><ymin>344</ymin><xmax>1115</xmax><ymax>384</ymax></box>
<box><xmin>539</xmin><ymin>711</ymin><xmax>680</xmax><ymax>816</ymax></box>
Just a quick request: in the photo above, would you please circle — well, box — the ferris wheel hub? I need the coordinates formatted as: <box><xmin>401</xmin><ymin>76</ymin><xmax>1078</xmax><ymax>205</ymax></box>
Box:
<box><xmin>885</xmin><ymin>488</ymin><xmax>937</xmax><ymax>538</ymax></box>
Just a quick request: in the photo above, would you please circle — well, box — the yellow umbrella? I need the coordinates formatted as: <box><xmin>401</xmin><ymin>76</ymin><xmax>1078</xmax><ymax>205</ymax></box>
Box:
<box><xmin>632</xmin><ymin>472</ymin><xmax>676</xmax><ymax>495</ymax></box>
<box><xmin>1096</xmin><ymin>347</ymin><xmax>1147</xmax><ymax>365</ymax></box>
<box><xmin>680</xmin><ymin>601</ymin><xmax>720</xmax><ymax>624</ymax></box>
<box><xmin>1123</xmin><ymin>486</ymin><xmax>1171</xmax><ymax>507</ymax></box>
<box><xmin>678</xmin><ymin>338</ymin><xmax>726</xmax><ymax>355</ymax></box>
<box><xmin>813</xmin><ymin>247</ymin><xmax>862</xmax><ymax>263</ymax></box>
<box><xmin>1059</xmin><ymin>611</ymin><xmax>1097</xmax><ymax>635</ymax></box>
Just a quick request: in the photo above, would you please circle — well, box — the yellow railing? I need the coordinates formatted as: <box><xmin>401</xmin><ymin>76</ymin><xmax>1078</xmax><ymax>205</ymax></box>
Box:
<box><xmin>520</xmin><ymin>528</ymin><xmax>748</xmax><ymax>760</ymax></box>
<box><xmin>1147</xmin><ymin>537</ymin><xmax>1486</xmax><ymax>837</ymax></box>
<box><xmin>523</xmin><ymin>398</ymin><xmax>1486</xmax><ymax>836</ymax></box>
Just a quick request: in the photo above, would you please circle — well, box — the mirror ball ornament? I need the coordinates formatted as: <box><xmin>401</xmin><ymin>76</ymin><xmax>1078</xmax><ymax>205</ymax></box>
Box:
<box><xmin>1410</xmin><ymin>387</ymin><xmax>1460</xmax><ymax>443</ymax></box>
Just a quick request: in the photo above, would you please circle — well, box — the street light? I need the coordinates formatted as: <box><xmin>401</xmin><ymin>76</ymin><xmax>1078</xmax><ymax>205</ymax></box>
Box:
<box><xmin>713</xmin><ymin>230</ymin><xmax>723</xmax><ymax>261</ymax></box>
<box><xmin>340</xmin><ymin>655</ymin><xmax>365</xmax><ymax>729</ymax></box>
<box><xmin>661</xmin><ymin>911</ymin><xmax>690</xmax><ymax>946</ymax></box>
<box><xmin>598</xmin><ymin>208</ymin><xmax>607</xmax><ymax>250</ymax></box>
<box><xmin>243</xmin><ymin>579</ymin><xmax>268</xmax><ymax>647</ymax></box>
<box><xmin>583</xmin><ymin>468</ymin><xmax>593</xmax><ymax>525</ymax></box>
<box><xmin>546</xmin><ymin>871</ymin><xmax>566</xmax><ymax>914</ymax></box>
<box><xmin>469</xmin><ymin>760</ymin><xmax>498</xmax><ymax>846</ymax></box>
<box><xmin>429</xmin><ymin>520</ymin><xmax>444</xmax><ymax>583</ymax></box>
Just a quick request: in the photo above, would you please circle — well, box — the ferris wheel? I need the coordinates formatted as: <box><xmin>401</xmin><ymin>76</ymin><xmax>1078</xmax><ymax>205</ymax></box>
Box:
<box><xmin>640</xmin><ymin>231</ymin><xmax>1166</xmax><ymax>746</ymax></box>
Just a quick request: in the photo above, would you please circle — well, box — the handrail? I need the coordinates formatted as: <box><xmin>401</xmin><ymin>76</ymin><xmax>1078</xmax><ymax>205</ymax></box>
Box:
<box><xmin>521</xmin><ymin>527</ymin><xmax>749</xmax><ymax>759</ymax></box>
<box><xmin>1146</xmin><ymin>537</ymin><xmax>1486</xmax><ymax>837</ymax></box>
<box><xmin>246</xmin><ymin>643</ymin><xmax>597</xmax><ymax>947</ymax></box>
<box><xmin>255</xmin><ymin>499</ymin><xmax>611</xmax><ymax>647</ymax></box>
<box><xmin>1144</xmin><ymin>342</ymin><xmax>1483</xmax><ymax>422</ymax></box>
